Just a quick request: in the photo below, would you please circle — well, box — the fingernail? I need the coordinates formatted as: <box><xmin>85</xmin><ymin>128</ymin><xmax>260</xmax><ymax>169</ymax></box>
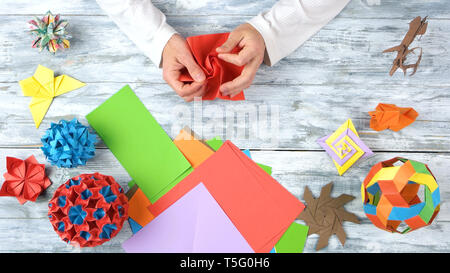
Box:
<box><xmin>194</xmin><ymin>73</ymin><xmax>205</xmax><ymax>82</ymax></box>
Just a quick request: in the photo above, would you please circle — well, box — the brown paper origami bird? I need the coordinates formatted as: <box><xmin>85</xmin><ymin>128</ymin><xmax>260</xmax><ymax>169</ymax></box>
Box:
<box><xmin>383</xmin><ymin>16</ymin><xmax>428</xmax><ymax>76</ymax></box>
<box><xmin>369</xmin><ymin>103</ymin><xmax>419</xmax><ymax>132</ymax></box>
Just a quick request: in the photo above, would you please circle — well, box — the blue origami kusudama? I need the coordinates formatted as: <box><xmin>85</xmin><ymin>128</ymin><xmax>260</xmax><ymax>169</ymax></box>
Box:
<box><xmin>41</xmin><ymin>119</ymin><xmax>98</xmax><ymax>168</ymax></box>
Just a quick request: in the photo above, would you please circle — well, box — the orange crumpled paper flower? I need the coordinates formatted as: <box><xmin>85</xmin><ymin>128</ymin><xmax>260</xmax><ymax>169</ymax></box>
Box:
<box><xmin>369</xmin><ymin>103</ymin><xmax>419</xmax><ymax>132</ymax></box>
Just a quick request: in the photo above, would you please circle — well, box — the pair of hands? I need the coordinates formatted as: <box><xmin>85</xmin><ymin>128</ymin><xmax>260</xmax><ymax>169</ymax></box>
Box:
<box><xmin>162</xmin><ymin>23</ymin><xmax>266</xmax><ymax>102</ymax></box>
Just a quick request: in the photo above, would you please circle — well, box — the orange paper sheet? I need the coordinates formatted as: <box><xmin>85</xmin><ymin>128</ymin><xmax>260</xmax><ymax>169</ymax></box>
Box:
<box><xmin>128</xmin><ymin>128</ymin><xmax>216</xmax><ymax>227</ymax></box>
<box><xmin>173</xmin><ymin>127</ymin><xmax>215</xmax><ymax>168</ymax></box>
<box><xmin>179</xmin><ymin>33</ymin><xmax>245</xmax><ymax>101</ymax></box>
<box><xmin>148</xmin><ymin>141</ymin><xmax>305</xmax><ymax>253</ymax></box>
<box><xmin>128</xmin><ymin>188</ymin><xmax>154</xmax><ymax>227</ymax></box>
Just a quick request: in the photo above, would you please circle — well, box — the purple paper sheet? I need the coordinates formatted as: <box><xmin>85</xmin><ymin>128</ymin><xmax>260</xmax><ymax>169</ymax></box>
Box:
<box><xmin>122</xmin><ymin>183</ymin><xmax>254</xmax><ymax>253</ymax></box>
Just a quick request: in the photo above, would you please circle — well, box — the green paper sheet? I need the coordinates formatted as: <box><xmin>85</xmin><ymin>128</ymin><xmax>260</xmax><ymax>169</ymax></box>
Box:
<box><xmin>86</xmin><ymin>85</ymin><xmax>192</xmax><ymax>203</ymax></box>
<box><xmin>206</xmin><ymin>137</ymin><xmax>272</xmax><ymax>175</ymax></box>
<box><xmin>274</xmin><ymin>222</ymin><xmax>309</xmax><ymax>253</ymax></box>
<box><xmin>205</xmin><ymin>137</ymin><xmax>224</xmax><ymax>151</ymax></box>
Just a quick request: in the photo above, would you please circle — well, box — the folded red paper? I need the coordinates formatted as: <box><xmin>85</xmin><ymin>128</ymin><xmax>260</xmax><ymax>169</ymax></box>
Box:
<box><xmin>0</xmin><ymin>155</ymin><xmax>51</xmax><ymax>204</ymax></box>
<box><xmin>179</xmin><ymin>33</ymin><xmax>245</xmax><ymax>101</ymax></box>
<box><xmin>148</xmin><ymin>141</ymin><xmax>304</xmax><ymax>253</ymax></box>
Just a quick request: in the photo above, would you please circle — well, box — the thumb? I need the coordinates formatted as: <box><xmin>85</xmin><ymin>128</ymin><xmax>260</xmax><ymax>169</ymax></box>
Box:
<box><xmin>216</xmin><ymin>32</ymin><xmax>241</xmax><ymax>53</ymax></box>
<box><xmin>179</xmin><ymin>54</ymin><xmax>206</xmax><ymax>82</ymax></box>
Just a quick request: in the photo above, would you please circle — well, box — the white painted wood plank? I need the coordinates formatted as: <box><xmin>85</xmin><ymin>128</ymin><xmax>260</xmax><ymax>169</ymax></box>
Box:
<box><xmin>1</xmin><ymin>218</ymin><xmax>449</xmax><ymax>252</ymax></box>
<box><xmin>0</xmin><ymin>83</ymin><xmax>449</xmax><ymax>150</ymax></box>
<box><xmin>0</xmin><ymin>149</ymin><xmax>448</xmax><ymax>222</ymax></box>
<box><xmin>0</xmin><ymin>16</ymin><xmax>448</xmax><ymax>86</ymax></box>
<box><xmin>0</xmin><ymin>148</ymin><xmax>448</xmax><ymax>252</ymax></box>
<box><xmin>0</xmin><ymin>0</ymin><xmax>448</xmax><ymax>19</ymax></box>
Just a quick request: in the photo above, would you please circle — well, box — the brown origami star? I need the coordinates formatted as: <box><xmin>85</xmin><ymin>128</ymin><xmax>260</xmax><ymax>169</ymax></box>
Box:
<box><xmin>297</xmin><ymin>182</ymin><xmax>360</xmax><ymax>250</ymax></box>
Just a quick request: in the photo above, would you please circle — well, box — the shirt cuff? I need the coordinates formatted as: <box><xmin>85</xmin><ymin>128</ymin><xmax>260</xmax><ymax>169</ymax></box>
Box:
<box><xmin>248</xmin><ymin>15</ymin><xmax>280</xmax><ymax>67</ymax></box>
<box><xmin>145</xmin><ymin>23</ymin><xmax>178</xmax><ymax>68</ymax></box>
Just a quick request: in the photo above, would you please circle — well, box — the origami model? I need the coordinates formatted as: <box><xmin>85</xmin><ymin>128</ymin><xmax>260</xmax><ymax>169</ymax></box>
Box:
<box><xmin>383</xmin><ymin>16</ymin><xmax>428</xmax><ymax>76</ymax></box>
<box><xmin>28</xmin><ymin>10</ymin><xmax>71</xmax><ymax>53</ymax></box>
<box><xmin>362</xmin><ymin>157</ymin><xmax>440</xmax><ymax>233</ymax></box>
<box><xmin>19</xmin><ymin>65</ymin><xmax>86</xmax><ymax>128</ymax></box>
<box><xmin>0</xmin><ymin>155</ymin><xmax>51</xmax><ymax>204</ymax></box>
<box><xmin>317</xmin><ymin>119</ymin><xmax>373</xmax><ymax>175</ymax></box>
<box><xmin>41</xmin><ymin>119</ymin><xmax>98</xmax><ymax>168</ymax></box>
<box><xmin>179</xmin><ymin>33</ymin><xmax>245</xmax><ymax>101</ymax></box>
<box><xmin>48</xmin><ymin>173</ymin><xmax>128</xmax><ymax>247</ymax></box>
<box><xmin>369</xmin><ymin>103</ymin><xmax>419</xmax><ymax>132</ymax></box>
<box><xmin>297</xmin><ymin>182</ymin><xmax>360</xmax><ymax>251</ymax></box>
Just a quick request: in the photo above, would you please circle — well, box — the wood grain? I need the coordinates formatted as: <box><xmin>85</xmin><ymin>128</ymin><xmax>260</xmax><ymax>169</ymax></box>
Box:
<box><xmin>0</xmin><ymin>148</ymin><xmax>448</xmax><ymax>252</ymax></box>
<box><xmin>0</xmin><ymin>83</ymin><xmax>448</xmax><ymax>151</ymax></box>
<box><xmin>0</xmin><ymin>0</ymin><xmax>449</xmax><ymax>253</ymax></box>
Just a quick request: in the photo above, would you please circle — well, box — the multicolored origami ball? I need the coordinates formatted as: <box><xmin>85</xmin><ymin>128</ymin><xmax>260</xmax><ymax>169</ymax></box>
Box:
<box><xmin>28</xmin><ymin>10</ymin><xmax>71</xmax><ymax>53</ymax></box>
<box><xmin>48</xmin><ymin>173</ymin><xmax>128</xmax><ymax>247</ymax></box>
<box><xmin>362</xmin><ymin>157</ymin><xmax>440</xmax><ymax>233</ymax></box>
<box><xmin>41</xmin><ymin>119</ymin><xmax>98</xmax><ymax>168</ymax></box>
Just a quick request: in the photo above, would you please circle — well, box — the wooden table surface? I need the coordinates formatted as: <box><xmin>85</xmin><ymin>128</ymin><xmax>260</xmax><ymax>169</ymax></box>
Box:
<box><xmin>0</xmin><ymin>0</ymin><xmax>449</xmax><ymax>253</ymax></box>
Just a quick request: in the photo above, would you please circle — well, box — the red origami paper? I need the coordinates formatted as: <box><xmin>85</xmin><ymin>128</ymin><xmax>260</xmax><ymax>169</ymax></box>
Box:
<box><xmin>0</xmin><ymin>155</ymin><xmax>51</xmax><ymax>204</ymax></box>
<box><xmin>148</xmin><ymin>141</ymin><xmax>304</xmax><ymax>253</ymax></box>
<box><xmin>179</xmin><ymin>33</ymin><xmax>245</xmax><ymax>101</ymax></box>
<box><xmin>369</xmin><ymin>103</ymin><xmax>419</xmax><ymax>132</ymax></box>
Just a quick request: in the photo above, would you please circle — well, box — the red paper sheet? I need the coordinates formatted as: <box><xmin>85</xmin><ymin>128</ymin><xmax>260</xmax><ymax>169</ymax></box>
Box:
<box><xmin>148</xmin><ymin>141</ymin><xmax>304</xmax><ymax>253</ymax></box>
<box><xmin>179</xmin><ymin>33</ymin><xmax>245</xmax><ymax>101</ymax></box>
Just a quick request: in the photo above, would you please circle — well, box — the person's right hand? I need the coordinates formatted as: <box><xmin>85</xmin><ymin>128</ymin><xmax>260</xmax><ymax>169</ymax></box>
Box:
<box><xmin>162</xmin><ymin>34</ymin><xmax>206</xmax><ymax>102</ymax></box>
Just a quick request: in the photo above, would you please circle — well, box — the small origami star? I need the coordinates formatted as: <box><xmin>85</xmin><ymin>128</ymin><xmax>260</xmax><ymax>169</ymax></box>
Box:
<box><xmin>0</xmin><ymin>155</ymin><xmax>51</xmax><ymax>204</ymax></box>
<box><xmin>297</xmin><ymin>182</ymin><xmax>360</xmax><ymax>251</ymax></box>
<box><xmin>317</xmin><ymin>119</ymin><xmax>373</xmax><ymax>175</ymax></box>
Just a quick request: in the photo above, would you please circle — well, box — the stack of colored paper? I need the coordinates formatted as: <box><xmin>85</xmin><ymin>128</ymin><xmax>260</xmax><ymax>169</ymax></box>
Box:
<box><xmin>86</xmin><ymin>85</ymin><xmax>308</xmax><ymax>253</ymax></box>
<box><xmin>86</xmin><ymin>85</ymin><xmax>192</xmax><ymax>203</ymax></box>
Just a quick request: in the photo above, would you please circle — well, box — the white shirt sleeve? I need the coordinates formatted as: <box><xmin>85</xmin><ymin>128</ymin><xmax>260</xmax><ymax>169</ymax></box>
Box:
<box><xmin>95</xmin><ymin>0</ymin><xmax>177</xmax><ymax>67</ymax></box>
<box><xmin>248</xmin><ymin>0</ymin><xmax>351</xmax><ymax>66</ymax></box>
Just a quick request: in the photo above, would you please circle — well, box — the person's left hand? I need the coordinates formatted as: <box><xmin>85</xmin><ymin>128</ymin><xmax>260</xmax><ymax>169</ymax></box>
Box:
<box><xmin>216</xmin><ymin>23</ymin><xmax>266</xmax><ymax>98</ymax></box>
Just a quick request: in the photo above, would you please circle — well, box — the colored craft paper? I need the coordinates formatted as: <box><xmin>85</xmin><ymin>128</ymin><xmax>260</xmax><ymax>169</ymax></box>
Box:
<box><xmin>127</xmin><ymin>132</ymin><xmax>274</xmax><ymax>232</ymax></box>
<box><xmin>86</xmin><ymin>85</ymin><xmax>192</xmax><ymax>203</ymax></box>
<box><xmin>274</xmin><ymin>222</ymin><xmax>309</xmax><ymax>253</ymax></box>
<box><xmin>298</xmin><ymin>182</ymin><xmax>359</xmax><ymax>251</ymax></box>
<box><xmin>148</xmin><ymin>141</ymin><xmax>304</xmax><ymax>253</ymax></box>
<box><xmin>383</xmin><ymin>16</ymin><xmax>428</xmax><ymax>76</ymax></box>
<box><xmin>369</xmin><ymin>103</ymin><xmax>419</xmax><ymax>132</ymax></box>
<box><xmin>207</xmin><ymin>136</ymin><xmax>272</xmax><ymax>175</ymax></box>
<box><xmin>128</xmin><ymin>218</ymin><xmax>143</xmax><ymax>234</ymax></box>
<box><xmin>205</xmin><ymin>137</ymin><xmax>224</xmax><ymax>151</ymax></box>
<box><xmin>19</xmin><ymin>65</ymin><xmax>86</xmax><ymax>128</ymax></box>
<box><xmin>173</xmin><ymin>127</ymin><xmax>215</xmax><ymax>168</ymax></box>
<box><xmin>362</xmin><ymin>157</ymin><xmax>440</xmax><ymax>233</ymax></box>
<box><xmin>317</xmin><ymin>119</ymin><xmax>373</xmax><ymax>175</ymax></box>
<box><xmin>127</xmin><ymin>187</ymin><xmax>154</xmax><ymax>227</ymax></box>
<box><xmin>179</xmin><ymin>33</ymin><xmax>245</xmax><ymax>101</ymax></box>
<box><xmin>123</xmin><ymin>183</ymin><xmax>254</xmax><ymax>253</ymax></box>
<box><xmin>0</xmin><ymin>155</ymin><xmax>51</xmax><ymax>204</ymax></box>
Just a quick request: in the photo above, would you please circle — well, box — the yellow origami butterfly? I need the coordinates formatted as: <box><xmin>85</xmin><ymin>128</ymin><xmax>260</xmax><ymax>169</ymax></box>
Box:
<box><xmin>19</xmin><ymin>65</ymin><xmax>86</xmax><ymax>128</ymax></box>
